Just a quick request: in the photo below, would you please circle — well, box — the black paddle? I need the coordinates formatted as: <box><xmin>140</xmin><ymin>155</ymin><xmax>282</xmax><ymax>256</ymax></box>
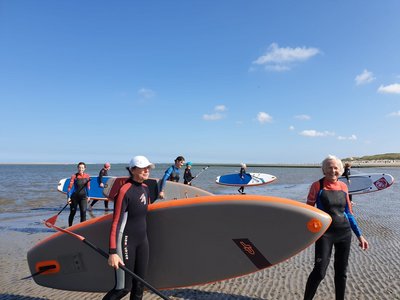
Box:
<box><xmin>43</xmin><ymin>221</ymin><xmax>169</xmax><ymax>300</ymax></box>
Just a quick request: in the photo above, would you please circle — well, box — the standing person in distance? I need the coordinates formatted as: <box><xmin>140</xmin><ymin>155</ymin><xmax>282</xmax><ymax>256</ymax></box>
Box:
<box><xmin>183</xmin><ymin>162</ymin><xmax>195</xmax><ymax>185</ymax></box>
<box><xmin>238</xmin><ymin>163</ymin><xmax>247</xmax><ymax>194</ymax></box>
<box><xmin>67</xmin><ymin>162</ymin><xmax>91</xmax><ymax>226</ymax></box>
<box><xmin>103</xmin><ymin>156</ymin><xmax>154</xmax><ymax>300</ymax></box>
<box><xmin>158</xmin><ymin>156</ymin><xmax>185</xmax><ymax>199</ymax></box>
<box><xmin>89</xmin><ymin>162</ymin><xmax>111</xmax><ymax>211</ymax></box>
<box><xmin>303</xmin><ymin>155</ymin><xmax>369</xmax><ymax>300</ymax></box>
<box><xmin>342</xmin><ymin>162</ymin><xmax>354</xmax><ymax>204</ymax></box>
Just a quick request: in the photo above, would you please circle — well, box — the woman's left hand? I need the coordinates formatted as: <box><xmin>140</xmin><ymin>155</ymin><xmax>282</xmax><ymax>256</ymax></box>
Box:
<box><xmin>358</xmin><ymin>236</ymin><xmax>369</xmax><ymax>250</ymax></box>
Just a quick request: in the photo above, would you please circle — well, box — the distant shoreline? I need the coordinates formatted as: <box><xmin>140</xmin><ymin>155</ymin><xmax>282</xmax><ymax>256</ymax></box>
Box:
<box><xmin>1</xmin><ymin>160</ymin><xmax>400</xmax><ymax>168</ymax></box>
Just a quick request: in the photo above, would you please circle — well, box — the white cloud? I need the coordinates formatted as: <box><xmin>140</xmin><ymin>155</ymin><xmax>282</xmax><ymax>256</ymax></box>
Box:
<box><xmin>388</xmin><ymin>111</ymin><xmax>400</xmax><ymax>117</ymax></box>
<box><xmin>377</xmin><ymin>83</ymin><xmax>400</xmax><ymax>94</ymax></box>
<box><xmin>203</xmin><ymin>105</ymin><xmax>227</xmax><ymax>121</ymax></box>
<box><xmin>257</xmin><ymin>112</ymin><xmax>273</xmax><ymax>124</ymax></box>
<box><xmin>253</xmin><ymin>43</ymin><xmax>320</xmax><ymax>71</ymax></box>
<box><xmin>289</xmin><ymin>125</ymin><xmax>295</xmax><ymax>130</ymax></box>
<box><xmin>355</xmin><ymin>69</ymin><xmax>375</xmax><ymax>85</ymax></box>
<box><xmin>202</xmin><ymin>113</ymin><xmax>224</xmax><ymax>121</ymax></box>
<box><xmin>295</xmin><ymin>114</ymin><xmax>311</xmax><ymax>120</ymax></box>
<box><xmin>299</xmin><ymin>130</ymin><xmax>335</xmax><ymax>137</ymax></box>
<box><xmin>215</xmin><ymin>105</ymin><xmax>227</xmax><ymax>112</ymax></box>
<box><xmin>337</xmin><ymin>134</ymin><xmax>357</xmax><ymax>140</ymax></box>
<box><xmin>138</xmin><ymin>88</ymin><xmax>155</xmax><ymax>99</ymax></box>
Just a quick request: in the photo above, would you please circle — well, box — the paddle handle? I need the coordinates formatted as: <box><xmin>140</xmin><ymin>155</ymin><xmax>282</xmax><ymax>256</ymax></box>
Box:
<box><xmin>82</xmin><ymin>239</ymin><xmax>169</xmax><ymax>300</ymax></box>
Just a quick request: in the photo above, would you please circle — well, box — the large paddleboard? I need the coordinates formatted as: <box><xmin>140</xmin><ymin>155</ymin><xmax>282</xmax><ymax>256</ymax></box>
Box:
<box><xmin>57</xmin><ymin>176</ymin><xmax>113</xmax><ymax>200</ymax></box>
<box><xmin>27</xmin><ymin>195</ymin><xmax>331</xmax><ymax>291</ymax></box>
<box><xmin>216</xmin><ymin>172</ymin><xmax>277</xmax><ymax>187</ymax></box>
<box><xmin>339</xmin><ymin>173</ymin><xmax>394</xmax><ymax>195</ymax></box>
<box><xmin>103</xmin><ymin>177</ymin><xmax>214</xmax><ymax>202</ymax></box>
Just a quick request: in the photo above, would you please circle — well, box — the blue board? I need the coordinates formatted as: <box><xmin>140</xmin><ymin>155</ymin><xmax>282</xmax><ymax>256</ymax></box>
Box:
<box><xmin>57</xmin><ymin>176</ymin><xmax>113</xmax><ymax>200</ymax></box>
<box><xmin>216</xmin><ymin>172</ymin><xmax>277</xmax><ymax>187</ymax></box>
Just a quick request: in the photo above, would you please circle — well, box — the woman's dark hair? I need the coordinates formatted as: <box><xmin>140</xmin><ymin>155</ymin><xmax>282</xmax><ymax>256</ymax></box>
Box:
<box><xmin>175</xmin><ymin>156</ymin><xmax>185</xmax><ymax>162</ymax></box>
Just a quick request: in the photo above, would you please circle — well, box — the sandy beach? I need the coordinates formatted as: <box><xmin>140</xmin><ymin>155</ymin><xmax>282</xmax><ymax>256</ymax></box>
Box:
<box><xmin>1</xmin><ymin>195</ymin><xmax>400</xmax><ymax>300</ymax></box>
<box><xmin>1</xmin><ymin>164</ymin><xmax>400</xmax><ymax>300</ymax></box>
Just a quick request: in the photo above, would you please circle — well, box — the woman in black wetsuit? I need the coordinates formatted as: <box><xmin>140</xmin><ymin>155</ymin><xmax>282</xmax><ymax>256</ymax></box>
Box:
<box><xmin>103</xmin><ymin>155</ymin><xmax>155</xmax><ymax>300</ymax></box>
<box><xmin>67</xmin><ymin>162</ymin><xmax>90</xmax><ymax>226</ymax></box>
<box><xmin>303</xmin><ymin>155</ymin><xmax>368</xmax><ymax>300</ymax></box>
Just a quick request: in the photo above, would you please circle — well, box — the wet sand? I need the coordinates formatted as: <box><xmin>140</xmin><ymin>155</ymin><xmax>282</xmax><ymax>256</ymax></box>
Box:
<box><xmin>2</xmin><ymin>195</ymin><xmax>400</xmax><ymax>300</ymax></box>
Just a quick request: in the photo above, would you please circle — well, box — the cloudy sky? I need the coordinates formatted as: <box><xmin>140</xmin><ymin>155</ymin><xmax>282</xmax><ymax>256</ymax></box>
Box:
<box><xmin>1</xmin><ymin>0</ymin><xmax>399</xmax><ymax>164</ymax></box>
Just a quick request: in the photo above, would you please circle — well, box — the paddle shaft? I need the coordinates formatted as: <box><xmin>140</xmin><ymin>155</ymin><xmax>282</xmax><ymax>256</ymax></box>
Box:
<box><xmin>188</xmin><ymin>166</ymin><xmax>209</xmax><ymax>184</ymax></box>
<box><xmin>82</xmin><ymin>239</ymin><xmax>169</xmax><ymax>300</ymax></box>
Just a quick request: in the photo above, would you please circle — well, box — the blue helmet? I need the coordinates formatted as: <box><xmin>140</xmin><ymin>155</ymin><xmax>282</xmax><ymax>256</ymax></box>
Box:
<box><xmin>186</xmin><ymin>161</ymin><xmax>192</xmax><ymax>166</ymax></box>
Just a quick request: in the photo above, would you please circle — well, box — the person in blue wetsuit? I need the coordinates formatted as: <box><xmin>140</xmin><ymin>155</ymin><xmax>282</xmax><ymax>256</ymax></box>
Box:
<box><xmin>103</xmin><ymin>155</ymin><xmax>154</xmax><ymax>300</ymax></box>
<box><xmin>158</xmin><ymin>156</ymin><xmax>185</xmax><ymax>199</ymax></box>
<box><xmin>304</xmin><ymin>155</ymin><xmax>369</xmax><ymax>300</ymax></box>
<box><xmin>90</xmin><ymin>162</ymin><xmax>111</xmax><ymax>210</ymax></box>
<box><xmin>67</xmin><ymin>162</ymin><xmax>90</xmax><ymax>226</ymax></box>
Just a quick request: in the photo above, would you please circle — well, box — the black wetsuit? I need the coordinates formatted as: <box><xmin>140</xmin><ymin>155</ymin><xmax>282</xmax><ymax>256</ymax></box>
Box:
<box><xmin>304</xmin><ymin>179</ymin><xmax>362</xmax><ymax>300</ymax></box>
<box><xmin>67</xmin><ymin>173</ymin><xmax>90</xmax><ymax>226</ymax></box>
<box><xmin>183</xmin><ymin>168</ymin><xmax>194</xmax><ymax>185</ymax></box>
<box><xmin>238</xmin><ymin>167</ymin><xmax>246</xmax><ymax>194</ymax></box>
<box><xmin>103</xmin><ymin>179</ymin><xmax>150</xmax><ymax>300</ymax></box>
<box><xmin>91</xmin><ymin>167</ymin><xmax>109</xmax><ymax>209</ymax></box>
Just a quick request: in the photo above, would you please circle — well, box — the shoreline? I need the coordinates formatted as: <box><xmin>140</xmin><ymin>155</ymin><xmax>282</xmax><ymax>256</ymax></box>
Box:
<box><xmin>1</xmin><ymin>160</ymin><xmax>400</xmax><ymax>168</ymax></box>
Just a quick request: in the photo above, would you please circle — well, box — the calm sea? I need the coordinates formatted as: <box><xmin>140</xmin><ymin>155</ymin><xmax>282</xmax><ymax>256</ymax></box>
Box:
<box><xmin>0</xmin><ymin>164</ymin><xmax>399</xmax><ymax>234</ymax></box>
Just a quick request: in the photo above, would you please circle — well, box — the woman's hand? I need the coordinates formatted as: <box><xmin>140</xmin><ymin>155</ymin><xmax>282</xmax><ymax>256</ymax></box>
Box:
<box><xmin>108</xmin><ymin>254</ymin><xmax>124</xmax><ymax>269</ymax></box>
<box><xmin>358</xmin><ymin>236</ymin><xmax>369</xmax><ymax>250</ymax></box>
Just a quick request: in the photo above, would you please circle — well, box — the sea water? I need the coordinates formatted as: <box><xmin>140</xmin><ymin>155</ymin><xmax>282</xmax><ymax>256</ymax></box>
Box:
<box><xmin>0</xmin><ymin>164</ymin><xmax>398</xmax><ymax>234</ymax></box>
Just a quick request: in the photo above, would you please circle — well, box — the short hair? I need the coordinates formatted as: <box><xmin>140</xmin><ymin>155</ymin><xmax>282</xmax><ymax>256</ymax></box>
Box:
<box><xmin>175</xmin><ymin>156</ymin><xmax>185</xmax><ymax>162</ymax></box>
<box><xmin>77</xmin><ymin>162</ymin><xmax>86</xmax><ymax>168</ymax></box>
<box><xmin>321</xmin><ymin>155</ymin><xmax>344</xmax><ymax>175</ymax></box>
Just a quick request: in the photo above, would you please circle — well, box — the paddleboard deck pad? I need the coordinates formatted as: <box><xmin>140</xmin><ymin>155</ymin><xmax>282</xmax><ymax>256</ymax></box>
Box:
<box><xmin>103</xmin><ymin>177</ymin><xmax>214</xmax><ymax>202</ymax></box>
<box><xmin>216</xmin><ymin>172</ymin><xmax>277</xmax><ymax>187</ymax></box>
<box><xmin>339</xmin><ymin>173</ymin><xmax>394</xmax><ymax>195</ymax></box>
<box><xmin>57</xmin><ymin>176</ymin><xmax>113</xmax><ymax>200</ymax></box>
<box><xmin>27</xmin><ymin>195</ymin><xmax>331</xmax><ymax>291</ymax></box>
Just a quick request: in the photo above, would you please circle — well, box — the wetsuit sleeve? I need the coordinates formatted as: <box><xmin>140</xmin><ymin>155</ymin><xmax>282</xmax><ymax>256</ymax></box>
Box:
<box><xmin>160</xmin><ymin>166</ymin><xmax>173</xmax><ymax>192</ymax></box>
<box><xmin>306</xmin><ymin>182</ymin><xmax>319</xmax><ymax>206</ymax></box>
<box><xmin>85</xmin><ymin>174</ymin><xmax>90</xmax><ymax>195</ymax></box>
<box><xmin>109</xmin><ymin>183</ymin><xmax>131</xmax><ymax>254</ymax></box>
<box><xmin>342</xmin><ymin>185</ymin><xmax>362</xmax><ymax>237</ymax></box>
<box><xmin>98</xmin><ymin>169</ymin><xmax>104</xmax><ymax>185</ymax></box>
<box><xmin>67</xmin><ymin>175</ymin><xmax>76</xmax><ymax>198</ymax></box>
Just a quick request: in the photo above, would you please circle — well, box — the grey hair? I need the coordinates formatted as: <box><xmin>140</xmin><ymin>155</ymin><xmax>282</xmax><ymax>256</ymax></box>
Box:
<box><xmin>321</xmin><ymin>155</ymin><xmax>344</xmax><ymax>175</ymax></box>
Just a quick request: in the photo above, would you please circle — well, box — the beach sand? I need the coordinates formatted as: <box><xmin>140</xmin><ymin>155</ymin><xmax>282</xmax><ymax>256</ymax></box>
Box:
<box><xmin>2</xmin><ymin>199</ymin><xmax>400</xmax><ymax>300</ymax></box>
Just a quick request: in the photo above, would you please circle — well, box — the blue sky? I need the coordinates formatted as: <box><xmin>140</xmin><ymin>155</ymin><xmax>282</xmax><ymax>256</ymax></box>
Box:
<box><xmin>1</xmin><ymin>0</ymin><xmax>399</xmax><ymax>164</ymax></box>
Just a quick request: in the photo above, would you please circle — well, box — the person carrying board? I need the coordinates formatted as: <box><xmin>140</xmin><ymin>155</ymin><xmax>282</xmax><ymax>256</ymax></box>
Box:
<box><xmin>104</xmin><ymin>156</ymin><xmax>154</xmax><ymax>300</ymax></box>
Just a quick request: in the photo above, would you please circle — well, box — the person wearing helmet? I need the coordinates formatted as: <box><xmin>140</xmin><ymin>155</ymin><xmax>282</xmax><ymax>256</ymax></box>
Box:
<box><xmin>183</xmin><ymin>161</ymin><xmax>195</xmax><ymax>185</ymax></box>
<box><xmin>104</xmin><ymin>156</ymin><xmax>154</xmax><ymax>300</ymax></box>
<box><xmin>89</xmin><ymin>162</ymin><xmax>111</xmax><ymax>210</ymax></box>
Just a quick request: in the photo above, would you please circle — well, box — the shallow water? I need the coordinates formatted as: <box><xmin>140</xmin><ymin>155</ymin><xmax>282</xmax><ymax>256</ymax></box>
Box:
<box><xmin>0</xmin><ymin>164</ymin><xmax>398</xmax><ymax>233</ymax></box>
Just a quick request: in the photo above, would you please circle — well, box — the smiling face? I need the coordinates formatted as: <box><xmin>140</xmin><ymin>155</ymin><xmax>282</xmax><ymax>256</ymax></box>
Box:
<box><xmin>322</xmin><ymin>159</ymin><xmax>341</xmax><ymax>182</ymax></box>
<box><xmin>175</xmin><ymin>159</ymin><xmax>185</xmax><ymax>169</ymax></box>
<box><xmin>130</xmin><ymin>166</ymin><xmax>151</xmax><ymax>183</ymax></box>
<box><xmin>77</xmin><ymin>163</ymin><xmax>86</xmax><ymax>175</ymax></box>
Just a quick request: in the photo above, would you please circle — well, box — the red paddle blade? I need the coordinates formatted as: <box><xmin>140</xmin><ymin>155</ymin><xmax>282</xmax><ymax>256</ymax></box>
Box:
<box><xmin>44</xmin><ymin>215</ymin><xmax>58</xmax><ymax>227</ymax></box>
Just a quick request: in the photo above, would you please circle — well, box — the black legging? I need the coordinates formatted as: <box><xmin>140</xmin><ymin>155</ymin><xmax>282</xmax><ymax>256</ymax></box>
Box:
<box><xmin>103</xmin><ymin>237</ymin><xmax>149</xmax><ymax>300</ymax></box>
<box><xmin>304</xmin><ymin>228</ymin><xmax>352</xmax><ymax>300</ymax></box>
<box><xmin>68</xmin><ymin>194</ymin><xmax>87</xmax><ymax>226</ymax></box>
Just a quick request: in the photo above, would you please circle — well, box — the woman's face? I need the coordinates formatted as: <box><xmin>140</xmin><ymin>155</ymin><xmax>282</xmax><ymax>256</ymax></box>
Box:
<box><xmin>323</xmin><ymin>159</ymin><xmax>341</xmax><ymax>182</ymax></box>
<box><xmin>175</xmin><ymin>160</ymin><xmax>185</xmax><ymax>168</ymax></box>
<box><xmin>77</xmin><ymin>164</ymin><xmax>86</xmax><ymax>174</ymax></box>
<box><xmin>131</xmin><ymin>166</ymin><xmax>151</xmax><ymax>182</ymax></box>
